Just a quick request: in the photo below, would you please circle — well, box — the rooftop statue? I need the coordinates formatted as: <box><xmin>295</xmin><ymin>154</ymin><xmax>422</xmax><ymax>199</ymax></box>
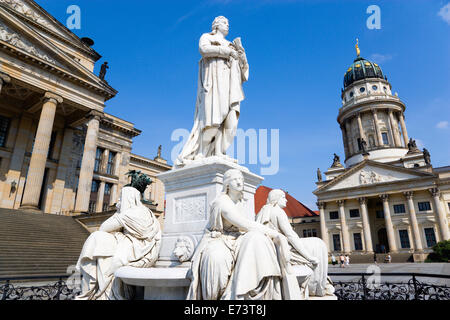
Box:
<box><xmin>176</xmin><ymin>16</ymin><xmax>249</xmax><ymax>166</ymax></box>
<box><xmin>256</xmin><ymin>189</ymin><xmax>335</xmax><ymax>297</ymax></box>
<box><xmin>99</xmin><ymin>61</ymin><xmax>109</xmax><ymax>81</ymax></box>
<box><xmin>75</xmin><ymin>186</ymin><xmax>161</xmax><ymax>300</ymax></box>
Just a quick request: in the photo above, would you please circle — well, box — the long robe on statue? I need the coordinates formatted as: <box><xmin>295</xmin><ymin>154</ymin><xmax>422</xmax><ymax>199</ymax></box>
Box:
<box><xmin>176</xmin><ymin>32</ymin><xmax>249</xmax><ymax>164</ymax></box>
<box><xmin>256</xmin><ymin>204</ymin><xmax>335</xmax><ymax>297</ymax></box>
<box><xmin>187</xmin><ymin>194</ymin><xmax>283</xmax><ymax>300</ymax></box>
<box><xmin>75</xmin><ymin>187</ymin><xmax>161</xmax><ymax>300</ymax></box>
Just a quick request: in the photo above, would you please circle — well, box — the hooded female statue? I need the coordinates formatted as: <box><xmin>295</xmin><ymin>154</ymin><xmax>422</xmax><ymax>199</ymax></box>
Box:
<box><xmin>256</xmin><ymin>189</ymin><xmax>335</xmax><ymax>297</ymax></box>
<box><xmin>176</xmin><ymin>16</ymin><xmax>249</xmax><ymax>166</ymax></box>
<box><xmin>187</xmin><ymin>169</ymin><xmax>292</xmax><ymax>300</ymax></box>
<box><xmin>75</xmin><ymin>186</ymin><xmax>161</xmax><ymax>300</ymax></box>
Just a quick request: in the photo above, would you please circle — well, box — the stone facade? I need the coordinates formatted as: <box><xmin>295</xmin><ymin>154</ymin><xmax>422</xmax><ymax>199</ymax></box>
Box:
<box><xmin>314</xmin><ymin>50</ymin><xmax>450</xmax><ymax>261</ymax></box>
<box><xmin>0</xmin><ymin>0</ymin><xmax>171</xmax><ymax>218</ymax></box>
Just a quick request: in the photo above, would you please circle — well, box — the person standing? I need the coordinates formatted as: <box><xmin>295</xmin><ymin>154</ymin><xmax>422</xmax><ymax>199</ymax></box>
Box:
<box><xmin>339</xmin><ymin>254</ymin><xmax>345</xmax><ymax>268</ymax></box>
<box><xmin>373</xmin><ymin>252</ymin><xmax>377</xmax><ymax>265</ymax></box>
<box><xmin>345</xmin><ymin>254</ymin><xmax>350</xmax><ymax>266</ymax></box>
<box><xmin>331</xmin><ymin>254</ymin><xmax>337</xmax><ymax>265</ymax></box>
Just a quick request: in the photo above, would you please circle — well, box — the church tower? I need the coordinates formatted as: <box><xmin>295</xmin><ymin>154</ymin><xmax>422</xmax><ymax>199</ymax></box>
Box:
<box><xmin>339</xmin><ymin>40</ymin><xmax>410</xmax><ymax>167</ymax></box>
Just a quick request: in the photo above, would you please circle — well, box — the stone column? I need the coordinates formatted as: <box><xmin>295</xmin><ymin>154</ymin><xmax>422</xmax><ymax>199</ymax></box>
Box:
<box><xmin>358</xmin><ymin>197</ymin><xmax>373</xmax><ymax>253</ymax></box>
<box><xmin>74</xmin><ymin>111</ymin><xmax>103</xmax><ymax>213</ymax></box>
<box><xmin>317</xmin><ymin>202</ymin><xmax>329</xmax><ymax>251</ymax></box>
<box><xmin>357</xmin><ymin>112</ymin><xmax>366</xmax><ymax>143</ymax></box>
<box><xmin>380</xmin><ymin>194</ymin><xmax>397</xmax><ymax>252</ymax></box>
<box><xmin>429</xmin><ymin>188</ymin><xmax>450</xmax><ymax>240</ymax></box>
<box><xmin>345</xmin><ymin>119</ymin><xmax>355</xmax><ymax>155</ymax></box>
<box><xmin>95</xmin><ymin>181</ymin><xmax>105</xmax><ymax>213</ymax></box>
<box><xmin>340</xmin><ymin>124</ymin><xmax>350</xmax><ymax>159</ymax></box>
<box><xmin>388</xmin><ymin>110</ymin><xmax>402</xmax><ymax>147</ymax></box>
<box><xmin>0</xmin><ymin>72</ymin><xmax>11</xmax><ymax>93</ymax></box>
<box><xmin>372</xmin><ymin>109</ymin><xmax>383</xmax><ymax>146</ymax></box>
<box><xmin>404</xmin><ymin>191</ymin><xmax>423</xmax><ymax>251</ymax></box>
<box><xmin>398</xmin><ymin>112</ymin><xmax>409</xmax><ymax>147</ymax></box>
<box><xmin>21</xmin><ymin>92</ymin><xmax>63</xmax><ymax>209</ymax></box>
<box><xmin>337</xmin><ymin>200</ymin><xmax>351</xmax><ymax>253</ymax></box>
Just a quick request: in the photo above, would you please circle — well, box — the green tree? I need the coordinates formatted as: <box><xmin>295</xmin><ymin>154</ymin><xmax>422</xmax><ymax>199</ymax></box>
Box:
<box><xmin>426</xmin><ymin>240</ymin><xmax>450</xmax><ymax>262</ymax></box>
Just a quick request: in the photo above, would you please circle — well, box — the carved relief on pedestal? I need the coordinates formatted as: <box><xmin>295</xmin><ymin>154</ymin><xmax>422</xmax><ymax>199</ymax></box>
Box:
<box><xmin>174</xmin><ymin>194</ymin><xmax>207</xmax><ymax>223</ymax></box>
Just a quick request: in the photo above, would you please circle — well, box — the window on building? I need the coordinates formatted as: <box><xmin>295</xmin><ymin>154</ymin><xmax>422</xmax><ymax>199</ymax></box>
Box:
<box><xmin>303</xmin><ymin>229</ymin><xmax>318</xmax><ymax>238</ymax></box>
<box><xmin>94</xmin><ymin>148</ymin><xmax>103</xmax><ymax>173</ymax></box>
<box><xmin>394</xmin><ymin>204</ymin><xmax>406</xmax><ymax>214</ymax></box>
<box><xmin>418</xmin><ymin>202</ymin><xmax>431</xmax><ymax>212</ymax></box>
<box><xmin>353</xmin><ymin>233</ymin><xmax>363</xmax><ymax>250</ymax></box>
<box><xmin>376</xmin><ymin>210</ymin><xmax>384</xmax><ymax>219</ymax></box>
<box><xmin>381</xmin><ymin>132</ymin><xmax>389</xmax><ymax>145</ymax></box>
<box><xmin>0</xmin><ymin>115</ymin><xmax>11</xmax><ymax>148</ymax></box>
<box><xmin>106</xmin><ymin>151</ymin><xmax>116</xmax><ymax>175</ymax></box>
<box><xmin>357</xmin><ymin>138</ymin><xmax>362</xmax><ymax>151</ymax></box>
<box><xmin>333</xmin><ymin>234</ymin><xmax>341</xmax><ymax>252</ymax></box>
<box><xmin>91</xmin><ymin>180</ymin><xmax>100</xmax><ymax>193</ymax></box>
<box><xmin>102</xmin><ymin>203</ymin><xmax>109</xmax><ymax>212</ymax></box>
<box><xmin>88</xmin><ymin>201</ymin><xmax>96</xmax><ymax>213</ymax></box>
<box><xmin>398</xmin><ymin>230</ymin><xmax>410</xmax><ymax>249</ymax></box>
<box><xmin>368</xmin><ymin>135</ymin><xmax>376</xmax><ymax>148</ymax></box>
<box><xmin>448</xmin><ymin>203</ymin><xmax>450</xmax><ymax>211</ymax></box>
<box><xmin>104</xmin><ymin>183</ymin><xmax>111</xmax><ymax>195</ymax></box>
<box><xmin>329</xmin><ymin>211</ymin><xmax>339</xmax><ymax>220</ymax></box>
<box><xmin>424</xmin><ymin>228</ymin><xmax>437</xmax><ymax>248</ymax></box>
<box><xmin>349</xmin><ymin>209</ymin><xmax>360</xmax><ymax>218</ymax></box>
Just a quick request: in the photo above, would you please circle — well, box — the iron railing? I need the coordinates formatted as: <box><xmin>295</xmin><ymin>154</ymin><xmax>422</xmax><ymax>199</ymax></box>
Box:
<box><xmin>0</xmin><ymin>275</ymin><xmax>80</xmax><ymax>300</ymax></box>
<box><xmin>329</xmin><ymin>272</ymin><xmax>450</xmax><ymax>300</ymax></box>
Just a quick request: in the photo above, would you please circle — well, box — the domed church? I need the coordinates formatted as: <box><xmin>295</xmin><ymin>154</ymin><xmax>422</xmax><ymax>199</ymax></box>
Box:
<box><xmin>313</xmin><ymin>41</ymin><xmax>450</xmax><ymax>262</ymax></box>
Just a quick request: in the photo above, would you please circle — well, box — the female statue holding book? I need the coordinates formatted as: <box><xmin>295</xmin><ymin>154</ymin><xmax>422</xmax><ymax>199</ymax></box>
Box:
<box><xmin>176</xmin><ymin>16</ymin><xmax>249</xmax><ymax>166</ymax></box>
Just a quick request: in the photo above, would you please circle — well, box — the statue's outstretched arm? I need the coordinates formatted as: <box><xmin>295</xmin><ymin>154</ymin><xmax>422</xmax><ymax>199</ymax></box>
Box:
<box><xmin>276</xmin><ymin>211</ymin><xmax>318</xmax><ymax>264</ymax></box>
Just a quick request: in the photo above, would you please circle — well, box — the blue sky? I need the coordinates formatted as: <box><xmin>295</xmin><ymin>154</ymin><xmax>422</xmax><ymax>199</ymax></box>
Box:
<box><xmin>37</xmin><ymin>0</ymin><xmax>450</xmax><ymax>209</ymax></box>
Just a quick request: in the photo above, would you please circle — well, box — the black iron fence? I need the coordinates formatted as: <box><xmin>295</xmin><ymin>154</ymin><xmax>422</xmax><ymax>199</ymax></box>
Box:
<box><xmin>329</xmin><ymin>272</ymin><xmax>450</xmax><ymax>300</ymax></box>
<box><xmin>1</xmin><ymin>272</ymin><xmax>449</xmax><ymax>300</ymax></box>
<box><xmin>0</xmin><ymin>275</ymin><xmax>80</xmax><ymax>300</ymax></box>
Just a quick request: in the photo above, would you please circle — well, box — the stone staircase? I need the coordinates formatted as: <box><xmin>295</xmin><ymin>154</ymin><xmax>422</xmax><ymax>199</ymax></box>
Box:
<box><xmin>344</xmin><ymin>252</ymin><xmax>414</xmax><ymax>264</ymax></box>
<box><xmin>0</xmin><ymin>208</ymin><xmax>89</xmax><ymax>278</ymax></box>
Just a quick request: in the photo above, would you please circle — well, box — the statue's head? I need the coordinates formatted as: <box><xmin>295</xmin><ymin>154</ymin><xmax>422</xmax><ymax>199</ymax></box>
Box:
<box><xmin>211</xmin><ymin>16</ymin><xmax>229</xmax><ymax>36</ymax></box>
<box><xmin>173</xmin><ymin>236</ymin><xmax>195</xmax><ymax>263</ymax></box>
<box><xmin>267</xmin><ymin>189</ymin><xmax>287</xmax><ymax>209</ymax></box>
<box><xmin>222</xmin><ymin>169</ymin><xmax>244</xmax><ymax>194</ymax></box>
<box><xmin>116</xmin><ymin>186</ymin><xmax>142</xmax><ymax>212</ymax></box>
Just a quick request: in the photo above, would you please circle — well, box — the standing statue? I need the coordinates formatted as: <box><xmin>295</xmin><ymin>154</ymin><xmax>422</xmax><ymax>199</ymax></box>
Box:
<box><xmin>187</xmin><ymin>169</ymin><xmax>292</xmax><ymax>300</ymax></box>
<box><xmin>331</xmin><ymin>153</ymin><xmax>342</xmax><ymax>167</ymax></box>
<box><xmin>75</xmin><ymin>186</ymin><xmax>161</xmax><ymax>300</ymax></box>
<box><xmin>99</xmin><ymin>61</ymin><xmax>109</xmax><ymax>81</ymax></box>
<box><xmin>360</xmin><ymin>138</ymin><xmax>368</xmax><ymax>155</ymax></box>
<box><xmin>176</xmin><ymin>16</ymin><xmax>249</xmax><ymax>166</ymax></box>
<box><xmin>423</xmin><ymin>148</ymin><xmax>431</xmax><ymax>165</ymax></box>
<box><xmin>157</xmin><ymin>145</ymin><xmax>162</xmax><ymax>158</ymax></box>
<box><xmin>256</xmin><ymin>190</ymin><xmax>334</xmax><ymax>297</ymax></box>
<box><xmin>317</xmin><ymin>168</ymin><xmax>322</xmax><ymax>182</ymax></box>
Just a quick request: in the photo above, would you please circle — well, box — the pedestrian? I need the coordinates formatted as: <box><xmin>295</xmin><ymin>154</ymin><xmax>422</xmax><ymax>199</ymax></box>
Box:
<box><xmin>386</xmin><ymin>253</ymin><xmax>392</xmax><ymax>263</ymax></box>
<box><xmin>345</xmin><ymin>254</ymin><xmax>350</xmax><ymax>266</ymax></box>
<box><xmin>373</xmin><ymin>252</ymin><xmax>377</xmax><ymax>265</ymax></box>
<box><xmin>339</xmin><ymin>254</ymin><xmax>345</xmax><ymax>268</ymax></box>
<box><xmin>331</xmin><ymin>254</ymin><xmax>337</xmax><ymax>265</ymax></box>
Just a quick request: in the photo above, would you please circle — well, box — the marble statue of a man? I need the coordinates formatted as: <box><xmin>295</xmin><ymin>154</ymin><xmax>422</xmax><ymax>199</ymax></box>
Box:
<box><xmin>75</xmin><ymin>186</ymin><xmax>161</xmax><ymax>300</ymax></box>
<box><xmin>187</xmin><ymin>169</ymin><xmax>292</xmax><ymax>300</ymax></box>
<box><xmin>176</xmin><ymin>16</ymin><xmax>249</xmax><ymax>166</ymax></box>
<box><xmin>256</xmin><ymin>189</ymin><xmax>335</xmax><ymax>297</ymax></box>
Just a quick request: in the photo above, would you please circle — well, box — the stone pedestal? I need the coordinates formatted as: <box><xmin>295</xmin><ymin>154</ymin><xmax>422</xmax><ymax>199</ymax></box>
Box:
<box><xmin>156</xmin><ymin>156</ymin><xmax>263</xmax><ymax>263</ymax></box>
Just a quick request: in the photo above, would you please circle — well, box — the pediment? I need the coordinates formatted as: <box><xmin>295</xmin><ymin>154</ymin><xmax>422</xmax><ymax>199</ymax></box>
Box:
<box><xmin>1</xmin><ymin>0</ymin><xmax>75</xmax><ymax>42</ymax></box>
<box><xmin>316</xmin><ymin>160</ymin><xmax>435</xmax><ymax>193</ymax></box>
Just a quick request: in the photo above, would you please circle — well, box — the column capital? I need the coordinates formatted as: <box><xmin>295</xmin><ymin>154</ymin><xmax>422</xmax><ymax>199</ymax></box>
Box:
<box><xmin>316</xmin><ymin>201</ymin><xmax>326</xmax><ymax>209</ymax></box>
<box><xmin>429</xmin><ymin>187</ymin><xmax>440</xmax><ymax>198</ymax></box>
<box><xmin>379</xmin><ymin>194</ymin><xmax>389</xmax><ymax>201</ymax></box>
<box><xmin>403</xmin><ymin>191</ymin><xmax>414</xmax><ymax>200</ymax></box>
<box><xmin>86</xmin><ymin>110</ymin><xmax>104</xmax><ymax>122</ymax></box>
<box><xmin>358</xmin><ymin>197</ymin><xmax>367</xmax><ymax>205</ymax></box>
<box><xmin>44</xmin><ymin>92</ymin><xmax>63</xmax><ymax>105</ymax></box>
<box><xmin>336</xmin><ymin>199</ymin><xmax>345</xmax><ymax>207</ymax></box>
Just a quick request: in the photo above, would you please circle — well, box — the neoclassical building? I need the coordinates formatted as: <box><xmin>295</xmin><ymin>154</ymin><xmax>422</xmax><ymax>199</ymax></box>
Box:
<box><xmin>0</xmin><ymin>0</ymin><xmax>170</xmax><ymax>217</ymax></box>
<box><xmin>314</xmin><ymin>45</ymin><xmax>450</xmax><ymax>262</ymax></box>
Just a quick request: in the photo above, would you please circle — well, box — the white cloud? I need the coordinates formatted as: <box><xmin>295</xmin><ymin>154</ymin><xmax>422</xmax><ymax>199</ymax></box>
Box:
<box><xmin>369</xmin><ymin>53</ymin><xmax>393</xmax><ymax>64</ymax></box>
<box><xmin>436</xmin><ymin>121</ymin><xmax>449</xmax><ymax>129</ymax></box>
<box><xmin>438</xmin><ymin>3</ymin><xmax>450</xmax><ymax>25</ymax></box>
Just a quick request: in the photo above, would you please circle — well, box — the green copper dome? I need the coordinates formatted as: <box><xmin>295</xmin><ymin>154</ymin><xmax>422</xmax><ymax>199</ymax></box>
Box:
<box><xmin>344</xmin><ymin>56</ymin><xmax>384</xmax><ymax>88</ymax></box>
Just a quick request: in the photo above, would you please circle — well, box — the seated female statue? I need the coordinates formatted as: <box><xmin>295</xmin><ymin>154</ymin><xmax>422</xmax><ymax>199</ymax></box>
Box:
<box><xmin>256</xmin><ymin>189</ymin><xmax>335</xmax><ymax>297</ymax></box>
<box><xmin>75</xmin><ymin>186</ymin><xmax>161</xmax><ymax>300</ymax></box>
<box><xmin>187</xmin><ymin>169</ymin><xmax>294</xmax><ymax>300</ymax></box>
